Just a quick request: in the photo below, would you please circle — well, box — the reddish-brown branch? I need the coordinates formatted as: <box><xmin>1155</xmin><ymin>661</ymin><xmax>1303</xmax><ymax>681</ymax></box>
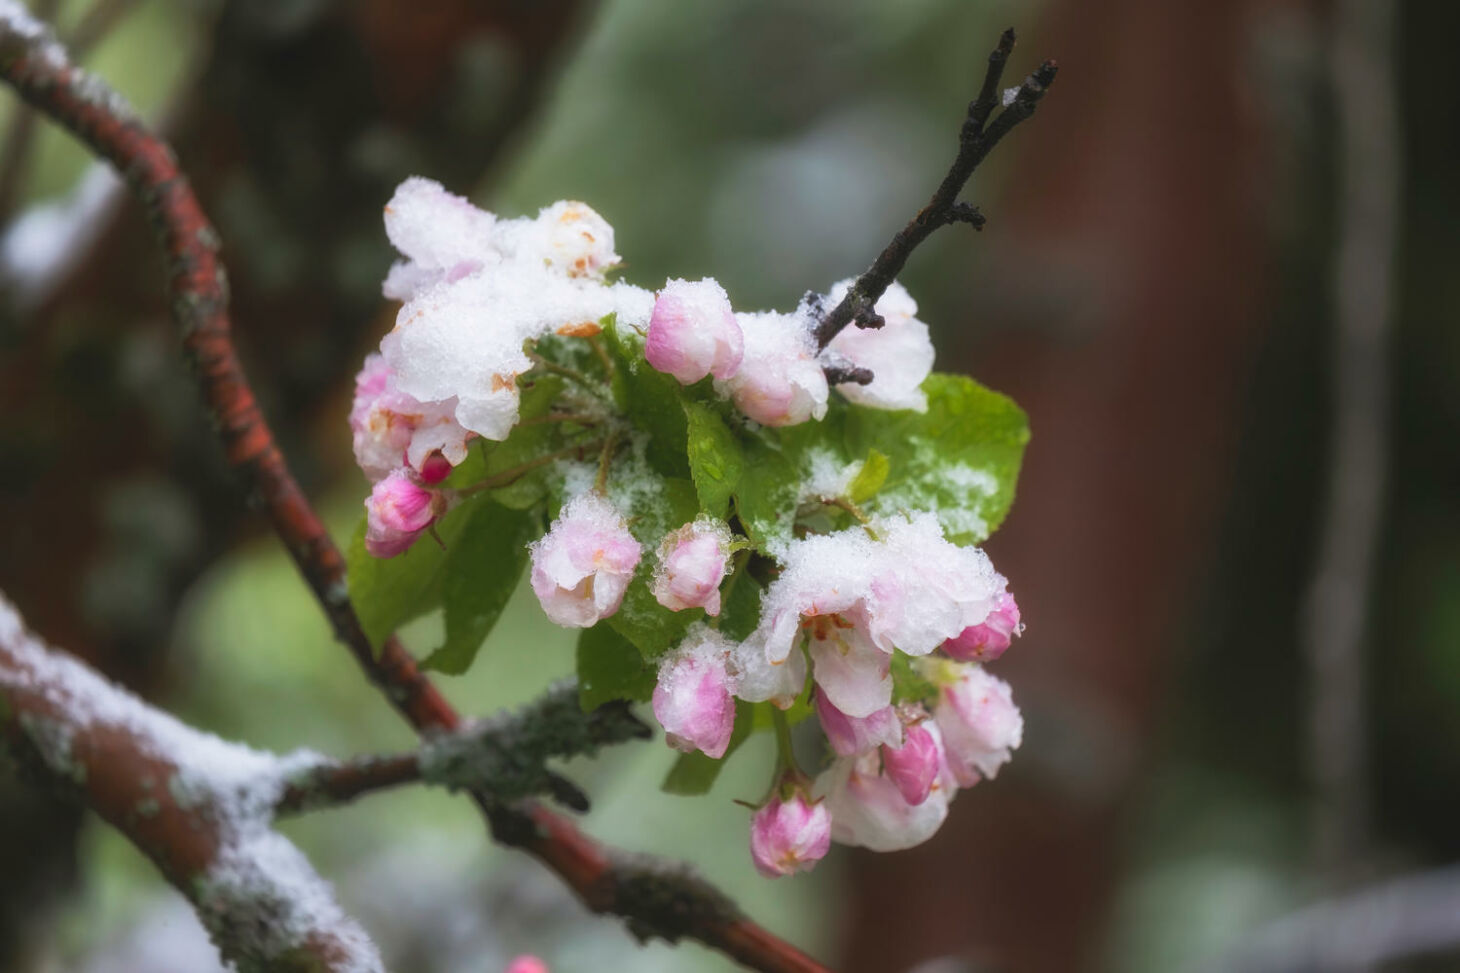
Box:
<box><xmin>0</xmin><ymin>9</ymin><xmax>829</xmax><ymax>971</ymax></box>
<box><xmin>0</xmin><ymin>595</ymin><xmax>379</xmax><ymax>971</ymax></box>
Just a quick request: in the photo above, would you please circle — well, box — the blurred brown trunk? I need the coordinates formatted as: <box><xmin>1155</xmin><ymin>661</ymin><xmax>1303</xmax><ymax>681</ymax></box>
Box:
<box><xmin>840</xmin><ymin>2</ymin><xmax>1271</xmax><ymax>970</ymax></box>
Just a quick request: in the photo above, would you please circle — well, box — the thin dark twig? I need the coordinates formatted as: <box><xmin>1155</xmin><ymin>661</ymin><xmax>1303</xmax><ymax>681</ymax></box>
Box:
<box><xmin>0</xmin><ymin>8</ymin><xmax>830</xmax><ymax>971</ymax></box>
<box><xmin>813</xmin><ymin>29</ymin><xmax>1056</xmax><ymax>349</ymax></box>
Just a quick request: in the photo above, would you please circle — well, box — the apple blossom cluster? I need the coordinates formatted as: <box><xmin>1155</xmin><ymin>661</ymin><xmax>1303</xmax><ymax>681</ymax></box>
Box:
<box><xmin>350</xmin><ymin>178</ymin><xmax>1030</xmax><ymax>879</ymax></box>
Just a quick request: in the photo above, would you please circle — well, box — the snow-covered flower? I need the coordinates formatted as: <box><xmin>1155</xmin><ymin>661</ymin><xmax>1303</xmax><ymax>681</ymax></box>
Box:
<box><xmin>652</xmin><ymin>519</ymin><xmax>732</xmax><ymax>615</ymax></box>
<box><xmin>725</xmin><ymin>633</ymin><xmax>808</xmax><ymax>710</ymax></box>
<box><xmin>528</xmin><ymin>494</ymin><xmax>642</xmax><ymax>628</ymax></box>
<box><xmin>933</xmin><ymin>663</ymin><xmax>1023</xmax><ymax>788</ymax></box>
<box><xmin>364</xmin><ymin>471</ymin><xmax>445</xmax><ymax>558</ymax></box>
<box><xmin>526</xmin><ymin>199</ymin><xmax>621</xmax><ymax>278</ymax></box>
<box><xmin>653</xmin><ymin>630</ymin><xmax>737</xmax><ymax>758</ymax></box>
<box><xmin>815</xmin><ymin>691</ymin><xmax>902</xmax><ymax>757</ymax></box>
<box><xmin>750</xmin><ymin>789</ymin><xmax>832</xmax><ymax>878</ymax></box>
<box><xmin>645</xmin><ymin>278</ymin><xmax>744</xmax><ymax>384</ymax></box>
<box><xmin>381</xmin><ymin>177</ymin><xmax>499</xmax><ymax>301</ymax></box>
<box><xmin>350</xmin><ymin>353</ymin><xmax>472</xmax><ymax>482</ymax></box>
<box><xmin>942</xmin><ymin>591</ymin><xmax>1022</xmax><ymax>663</ymax></box>
<box><xmin>816</xmin><ymin>739</ymin><xmax>952</xmax><ymax>852</ymax></box>
<box><xmin>822</xmin><ymin>280</ymin><xmax>935</xmax><ymax>412</ymax></box>
<box><xmin>719</xmin><ymin>311</ymin><xmax>828</xmax><ymax>427</ymax></box>
<box><xmin>880</xmin><ymin>719</ymin><xmax>943</xmax><ymax>807</ymax></box>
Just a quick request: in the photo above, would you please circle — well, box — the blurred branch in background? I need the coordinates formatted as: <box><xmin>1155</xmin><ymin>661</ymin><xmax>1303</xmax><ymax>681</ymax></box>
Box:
<box><xmin>1301</xmin><ymin>0</ymin><xmax>1400</xmax><ymax>889</ymax></box>
<box><xmin>1202</xmin><ymin>864</ymin><xmax>1460</xmax><ymax>973</ymax></box>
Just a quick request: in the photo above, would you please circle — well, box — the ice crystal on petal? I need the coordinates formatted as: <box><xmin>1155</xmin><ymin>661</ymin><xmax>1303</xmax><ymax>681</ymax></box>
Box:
<box><xmin>719</xmin><ymin>311</ymin><xmax>828</xmax><ymax>427</ymax></box>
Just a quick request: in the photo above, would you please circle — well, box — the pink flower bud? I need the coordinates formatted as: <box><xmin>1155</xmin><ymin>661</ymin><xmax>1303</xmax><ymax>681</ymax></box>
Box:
<box><xmin>720</xmin><ymin>311</ymin><xmax>828</xmax><ymax>427</ymax></box>
<box><xmin>881</xmin><ymin>721</ymin><xmax>942</xmax><ymax>806</ymax></box>
<box><xmin>815</xmin><ymin>691</ymin><xmax>902</xmax><ymax>757</ymax></box>
<box><xmin>645</xmin><ymin>278</ymin><xmax>744</xmax><ymax>384</ymax></box>
<box><xmin>529</xmin><ymin>494</ymin><xmax>642</xmax><ymax>628</ymax></box>
<box><xmin>749</xmin><ymin>789</ymin><xmax>831</xmax><ymax>879</ymax></box>
<box><xmin>350</xmin><ymin>352</ymin><xmax>472</xmax><ymax>482</ymax></box>
<box><xmin>934</xmin><ymin>665</ymin><xmax>1023</xmax><ymax>788</ymax></box>
<box><xmin>653</xmin><ymin>633</ymin><xmax>736</xmax><ymax>758</ymax></box>
<box><xmin>418</xmin><ymin>451</ymin><xmax>453</xmax><ymax>484</ymax></box>
<box><xmin>505</xmin><ymin>957</ymin><xmax>549</xmax><ymax>973</ymax></box>
<box><xmin>942</xmin><ymin>592</ymin><xmax>1022</xmax><ymax>663</ymax></box>
<box><xmin>652</xmin><ymin>520</ymin><xmax>731</xmax><ymax>614</ymax></box>
<box><xmin>364</xmin><ymin>471</ymin><xmax>444</xmax><ymax>558</ymax></box>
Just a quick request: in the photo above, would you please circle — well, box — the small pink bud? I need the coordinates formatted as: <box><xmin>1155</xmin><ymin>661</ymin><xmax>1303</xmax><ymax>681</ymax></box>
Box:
<box><xmin>418</xmin><ymin>451</ymin><xmax>453</xmax><ymax>484</ymax></box>
<box><xmin>505</xmin><ymin>957</ymin><xmax>549</xmax><ymax>973</ymax></box>
<box><xmin>528</xmin><ymin>494</ymin><xmax>642</xmax><ymax>628</ymax></box>
<box><xmin>721</xmin><ymin>311</ymin><xmax>828</xmax><ymax>427</ymax></box>
<box><xmin>942</xmin><ymin>592</ymin><xmax>1022</xmax><ymax>663</ymax></box>
<box><xmin>653</xmin><ymin>636</ymin><xmax>736</xmax><ymax>758</ymax></box>
<box><xmin>645</xmin><ymin>278</ymin><xmax>744</xmax><ymax>384</ymax></box>
<box><xmin>750</xmin><ymin>789</ymin><xmax>831</xmax><ymax>879</ymax></box>
<box><xmin>815</xmin><ymin>691</ymin><xmax>902</xmax><ymax>757</ymax></box>
<box><xmin>881</xmin><ymin>722</ymin><xmax>942</xmax><ymax>806</ymax></box>
<box><xmin>364</xmin><ymin>471</ymin><xmax>443</xmax><ymax>558</ymax></box>
<box><xmin>652</xmin><ymin>520</ymin><xmax>731</xmax><ymax>615</ymax></box>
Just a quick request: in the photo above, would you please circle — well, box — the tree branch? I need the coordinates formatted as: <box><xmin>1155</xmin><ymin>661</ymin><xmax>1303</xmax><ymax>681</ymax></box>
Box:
<box><xmin>0</xmin><ymin>594</ymin><xmax>383</xmax><ymax>972</ymax></box>
<box><xmin>812</xmin><ymin>28</ymin><xmax>1056</xmax><ymax>349</ymax></box>
<box><xmin>0</xmin><ymin>7</ymin><xmax>830</xmax><ymax>971</ymax></box>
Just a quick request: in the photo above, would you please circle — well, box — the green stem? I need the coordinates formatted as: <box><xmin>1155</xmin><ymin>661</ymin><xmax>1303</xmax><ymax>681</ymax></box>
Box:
<box><xmin>594</xmin><ymin>431</ymin><xmax>622</xmax><ymax>494</ymax></box>
<box><xmin>771</xmin><ymin>707</ymin><xmax>797</xmax><ymax>777</ymax></box>
<box><xmin>525</xmin><ymin>349</ymin><xmax>598</xmax><ymax>391</ymax></box>
<box><xmin>516</xmin><ymin>412</ymin><xmax>601</xmax><ymax>428</ymax></box>
<box><xmin>457</xmin><ymin>439</ymin><xmax>604</xmax><ymax>496</ymax></box>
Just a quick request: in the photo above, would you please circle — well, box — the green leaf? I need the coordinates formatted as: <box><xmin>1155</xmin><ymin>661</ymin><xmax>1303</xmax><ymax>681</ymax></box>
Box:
<box><xmin>845</xmin><ymin>373</ymin><xmax>1030</xmax><ymax>544</ymax></box>
<box><xmin>848</xmin><ymin>448</ymin><xmax>890</xmax><ymax>503</ymax></box>
<box><xmin>346</xmin><ymin>498</ymin><xmax>479</xmax><ymax>651</ymax></box>
<box><xmin>607</xmin><ymin>477</ymin><xmax>702</xmax><ymax>659</ymax></box>
<box><xmin>733</xmin><ymin>433</ymin><xmax>799</xmax><ymax>553</ymax></box>
<box><xmin>577</xmin><ymin>623</ymin><xmax>656</xmax><ymax>710</ymax></box>
<box><xmin>661</xmin><ymin>700</ymin><xmax>755</xmax><ymax>796</ymax></box>
<box><xmin>716</xmin><ymin>560</ymin><xmax>763</xmax><ymax>641</ymax></box>
<box><xmin>683</xmin><ymin>401</ymin><xmax>744</xmax><ymax>517</ymax></box>
<box><xmin>603</xmin><ymin>316</ymin><xmax>692</xmax><ymax>478</ymax></box>
<box><xmin>419</xmin><ymin>500</ymin><xmax>541</xmax><ymax>675</ymax></box>
<box><xmin>890</xmin><ymin>652</ymin><xmax>939</xmax><ymax>707</ymax></box>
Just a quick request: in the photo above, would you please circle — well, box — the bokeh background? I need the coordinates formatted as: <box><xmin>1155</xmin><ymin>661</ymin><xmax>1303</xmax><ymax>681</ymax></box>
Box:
<box><xmin>0</xmin><ymin>0</ymin><xmax>1456</xmax><ymax>971</ymax></box>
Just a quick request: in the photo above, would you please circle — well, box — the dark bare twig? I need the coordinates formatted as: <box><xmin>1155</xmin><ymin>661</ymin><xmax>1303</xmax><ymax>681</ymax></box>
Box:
<box><xmin>813</xmin><ymin>28</ymin><xmax>1056</xmax><ymax>349</ymax></box>
<box><xmin>0</xmin><ymin>8</ymin><xmax>830</xmax><ymax>971</ymax></box>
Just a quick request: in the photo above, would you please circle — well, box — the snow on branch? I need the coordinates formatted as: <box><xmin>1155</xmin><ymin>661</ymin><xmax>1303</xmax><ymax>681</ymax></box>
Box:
<box><xmin>0</xmin><ymin>594</ymin><xmax>384</xmax><ymax>973</ymax></box>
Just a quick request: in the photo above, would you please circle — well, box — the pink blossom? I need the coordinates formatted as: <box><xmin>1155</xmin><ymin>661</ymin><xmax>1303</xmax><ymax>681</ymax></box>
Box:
<box><xmin>381</xmin><ymin>177</ymin><xmax>497</xmax><ymax>301</ymax></box>
<box><xmin>942</xmin><ymin>591</ymin><xmax>1022</xmax><ymax>663</ymax></box>
<box><xmin>823</xmin><ymin>280</ymin><xmax>934</xmax><ymax>412</ymax></box>
<box><xmin>749</xmin><ymin>789</ymin><xmax>831</xmax><ymax>878</ymax></box>
<box><xmin>350</xmin><ymin>352</ymin><xmax>471</xmax><ymax>482</ymax></box>
<box><xmin>364</xmin><ymin>471</ymin><xmax>444</xmax><ymax>558</ymax></box>
<box><xmin>528</xmin><ymin>494</ymin><xmax>642</xmax><ymax>628</ymax></box>
<box><xmin>815</xmin><ymin>691</ymin><xmax>902</xmax><ymax>757</ymax></box>
<box><xmin>505</xmin><ymin>958</ymin><xmax>549</xmax><ymax>973</ymax></box>
<box><xmin>881</xmin><ymin>720</ymin><xmax>942</xmax><ymax>806</ymax></box>
<box><xmin>934</xmin><ymin>664</ymin><xmax>1023</xmax><ymax>787</ymax></box>
<box><xmin>652</xmin><ymin>520</ymin><xmax>732</xmax><ymax>615</ymax></box>
<box><xmin>869</xmin><ymin>515</ymin><xmax>1006</xmax><ymax>658</ymax></box>
<box><xmin>720</xmin><ymin>311</ymin><xmax>828</xmax><ymax>427</ymax></box>
<box><xmin>726</xmin><ymin>633</ymin><xmax>808</xmax><ymax>710</ymax></box>
<box><xmin>816</xmin><ymin>739</ymin><xmax>952</xmax><ymax>852</ymax></box>
<box><xmin>531</xmin><ymin>200</ymin><xmax>620</xmax><ymax>278</ymax></box>
<box><xmin>645</xmin><ymin>278</ymin><xmax>744</xmax><ymax>384</ymax></box>
<box><xmin>653</xmin><ymin>631</ymin><xmax>737</xmax><ymax>758</ymax></box>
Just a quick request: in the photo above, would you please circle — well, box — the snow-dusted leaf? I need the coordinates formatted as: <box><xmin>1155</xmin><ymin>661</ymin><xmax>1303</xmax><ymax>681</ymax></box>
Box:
<box><xmin>577</xmin><ymin>622</ymin><xmax>655</xmax><ymax>710</ymax></box>
<box><xmin>684</xmin><ymin>401</ymin><xmax>744</xmax><ymax>517</ymax></box>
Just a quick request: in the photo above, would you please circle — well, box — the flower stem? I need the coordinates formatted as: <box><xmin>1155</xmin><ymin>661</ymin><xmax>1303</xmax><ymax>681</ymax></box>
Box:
<box><xmin>457</xmin><ymin>439</ymin><xmax>604</xmax><ymax>496</ymax></box>
<box><xmin>771</xmin><ymin>706</ymin><xmax>798</xmax><ymax>778</ymax></box>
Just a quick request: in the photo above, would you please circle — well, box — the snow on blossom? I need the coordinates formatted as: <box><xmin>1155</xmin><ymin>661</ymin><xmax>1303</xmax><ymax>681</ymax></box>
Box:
<box><xmin>350</xmin><ymin>352</ymin><xmax>472</xmax><ymax>482</ymax></box>
<box><xmin>528</xmin><ymin>493</ymin><xmax>642</xmax><ymax>628</ymax></box>
<box><xmin>364</xmin><ymin>471</ymin><xmax>445</xmax><ymax>558</ymax></box>
<box><xmin>645</xmin><ymin>277</ymin><xmax>744</xmax><ymax>384</ymax></box>
<box><xmin>749</xmin><ymin>789</ymin><xmax>832</xmax><ymax>878</ymax></box>
<box><xmin>718</xmin><ymin>310</ymin><xmax>829</xmax><ymax>427</ymax></box>
<box><xmin>381</xmin><ymin>177</ymin><xmax>501</xmax><ymax>301</ymax></box>
<box><xmin>933</xmin><ymin>663</ymin><xmax>1024</xmax><ymax>787</ymax></box>
<box><xmin>725</xmin><ymin>631</ymin><xmax>808</xmax><ymax>710</ymax></box>
<box><xmin>870</xmin><ymin>513</ymin><xmax>1004</xmax><ymax>657</ymax></box>
<box><xmin>651</xmin><ymin>518</ymin><xmax>733</xmax><ymax>615</ymax></box>
<box><xmin>943</xmin><ymin>591</ymin><xmax>1022</xmax><ymax>663</ymax></box>
<box><xmin>822</xmin><ymin>279</ymin><xmax>935</xmax><ymax>411</ymax></box>
<box><xmin>652</xmin><ymin>628</ymin><xmax>737</xmax><ymax>758</ymax></box>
